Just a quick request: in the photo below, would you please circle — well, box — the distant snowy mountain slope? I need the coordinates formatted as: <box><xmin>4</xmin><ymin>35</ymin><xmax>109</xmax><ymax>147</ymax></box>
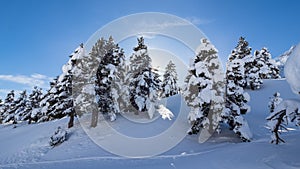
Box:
<box><xmin>275</xmin><ymin>45</ymin><xmax>295</xmax><ymax>78</ymax></box>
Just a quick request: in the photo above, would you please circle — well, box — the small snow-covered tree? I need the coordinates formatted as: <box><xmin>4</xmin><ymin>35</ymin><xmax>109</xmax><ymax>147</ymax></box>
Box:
<box><xmin>256</xmin><ymin>48</ymin><xmax>280</xmax><ymax>79</ymax></box>
<box><xmin>266</xmin><ymin>100</ymin><xmax>300</xmax><ymax>144</ymax></box>
<box><xmin>26</xmin><ymin>86</ymin><xmax>43</xmax><ymax>124</ymax></box>
<box><xmin>222</xmin><ymin>58</ymin><xmax>252</xmax><ymax>141</ymax></box>
<box><xmin>161</xmin><ymin>61</ymin><xmax>179</xmax><ymax>98</ymax></box>
<box><xmin>127</xmin><ymin>37</ymin><xmax>161</xmax><ymax>118</ymax></box>
<box><xmin>1</xmin><ymin>90</ymin><xmax>16</xmax><ymax>124</ymax></box>
<box><xmin>268</xmin><ymin>92</ymin><xmax>283</xmax><ymax>113</ymax></box>
<box><xmin>13</xmin><ymin>90</ymin><xmax>28</xmax><ymax>122</ymax></box>
<box><xmin>0</xmin><ymin>99</ymin><xmax>3</xmax><ymax>123</ymax></box>
<box><xmin>38</xmin><ymin>77</ymin><xmax>59</xmax><ymax>123</ymax></box>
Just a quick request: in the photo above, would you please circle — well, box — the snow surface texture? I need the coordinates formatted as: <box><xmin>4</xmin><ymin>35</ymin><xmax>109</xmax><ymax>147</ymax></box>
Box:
<box><xmin>0</xmin><ymin>80</ymin><xmax>300</xmax><ymax>169</ymax></box>
<box><xmin>285</xmin><ymin>43</ymin><xmax>300</xmax><ymax>94</ymax></box>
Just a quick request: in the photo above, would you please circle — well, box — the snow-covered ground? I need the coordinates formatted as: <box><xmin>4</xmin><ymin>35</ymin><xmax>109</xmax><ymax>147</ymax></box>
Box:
<box><xmin>0</xmin><ymin>79</ymin><xmax>300</xmax><ymax>169</ymax></box>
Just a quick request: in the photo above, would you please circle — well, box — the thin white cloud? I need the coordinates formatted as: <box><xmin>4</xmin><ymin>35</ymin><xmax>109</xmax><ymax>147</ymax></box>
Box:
<box><xmin>184</xmin><ymin>17</ymin><xmax>214</xmax><ymax>25</ymax></box>
<box><xmin>137</xmin><ymin>20</ymin><xmax>190</xmax><ymax>31</ymax></box>
<box><xmin>0</xmin><ymin>73</ymin><xmax>52</xmax><ymax>89</ymax></box>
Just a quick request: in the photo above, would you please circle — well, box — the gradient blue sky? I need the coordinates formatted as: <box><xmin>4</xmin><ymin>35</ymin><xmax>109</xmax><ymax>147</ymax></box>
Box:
<box><xmin>0</xmin><ymin>0</ymin><xmax>299</xmax><ymax>98</ymax></box>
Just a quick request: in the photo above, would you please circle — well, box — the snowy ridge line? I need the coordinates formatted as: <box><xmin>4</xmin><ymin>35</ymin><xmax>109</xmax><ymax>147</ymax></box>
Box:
<box><xmin>0</xmin><ymin>149</ymin><xmax>217</xmax><ymax>167</ymax></box>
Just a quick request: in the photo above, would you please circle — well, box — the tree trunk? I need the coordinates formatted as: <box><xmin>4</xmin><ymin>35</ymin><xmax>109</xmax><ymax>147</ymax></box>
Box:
<box><xmin>68</xmin><ymin>112</ymin><xmax>74</xmax><ymax>128</ymax></box>
<box><xmin>273</xmin><ymin>110</ymin><xmax>286</xmax><ymax>144</ymax></box>
<box><xmin>91</xmin><ymin>111</ymin><xmax>98</xmax><ymax>128</ymax></box>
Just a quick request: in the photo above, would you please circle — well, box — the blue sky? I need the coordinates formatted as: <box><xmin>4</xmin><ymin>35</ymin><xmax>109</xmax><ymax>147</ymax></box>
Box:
<box><xmin>0</xmin><ymin>0</ymin><xmax>299</xmax><ymax>98</ymax></box>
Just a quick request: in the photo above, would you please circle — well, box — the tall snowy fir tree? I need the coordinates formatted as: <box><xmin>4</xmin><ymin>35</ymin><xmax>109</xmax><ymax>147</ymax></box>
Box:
<box><xmin>71</xmin><ymin>43</ymin><xmax>101</xmax><ymax>128</ymax></box>
<box><xmin>222</xmin><ymin>58</ymin><xmax>252</xmax><ymax>141</ymax></box>
<box><xmin>95</xmin><ymin>36</ymin><xmax>126</xmax><ymax>122</ymax></box>
<box><xmin>82</xmin><ymin>38</ymin><xmax>109</xmax><ymax>127</ymax></box>
<box><xmin>161</xmin><ymin>60</ymin><xmax>179</xmax><ymax>98</ymax></box>
<box><xmin>127</xmin><ymin>37</ymin><xmax>161</xmax><ymax>118</ymax></box>
<box><xmin>183</xmin><ymin>59</ymin><xmax>212</xmax><ymax>134</ymax></box>
<box><xmin>183</xmin><ymin>38</ymin><xmax>224</xmax><ymax>137</ymax></box>
<box><xmin>39</xmin><ymin>44</ymin><xmax>84</xmax><ymax>127</ymax></box>
<box><xmin>228</xmin><ymin>37</ymin><xmax>251</xmax><ymax>88</ymax></box>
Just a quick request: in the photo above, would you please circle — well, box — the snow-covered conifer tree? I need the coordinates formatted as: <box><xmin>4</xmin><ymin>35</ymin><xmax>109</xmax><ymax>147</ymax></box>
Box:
<box><xmin>13</xmin><ymin>90</ymin><xmax>28</xmax><ymax>122</ymax></box>
<box><xmin>26</xmin><ymin>86</ymin><xmax>43</xmax><ymax>124</ymax></box>
<box><xmin>222</xmin><ymin>58</ymin><xmax>252</xmax><ymax>141</ymax></box>
<box><xmin>95</xmin><ymin>37</ymin><xmax>126</xmax><ymax>122</ymax></box>
<box><xmin>0</xmin><ymin>99</ymin><xmax>3</xmax><ymax>123</ymax></box>
<box><xmin>38</xmin><ymin>77</ymin><xmax>59</xmax><ymax>123</ymax></box>
<box><xmin>40</xmin><ymin>44</ymin><xmax>84</xmax><ymax>128</ymax></box>
<box><xmin>127</xmin><ymin>37</ymin><xmax>161</xmax><ymax>118</ymax></box>
<box><xmin>256</xmin><ymin>48</ymin><xmax>280</xmax><ymax>79</ymax></box>
<box><xmin>244</xmin><ymin>53</ymin><xmax>263</xmax><ymax>90</ymax></box>
<box><xmin>183</xmin><ymin>38</ymin><xmax>225</xmax><ymax>136</ymax></box>
<box><xmin>161</xmin><ymin>61</ymin><xmax>179</xmax><ymax>98</ymax></box>
<box><xmin>228</xmin><ymin>37</ymin><xmax>251</xmax><ymax>88</ymax></box>
<box><xmin>183</xmin><ymin>60</ymin><xmax>212</xmax><ymax>134</ymax></box>
<box><xmin>1</xmin><ymin>90</ymin><xmax>16</xmax><ymax>124</ymax></box>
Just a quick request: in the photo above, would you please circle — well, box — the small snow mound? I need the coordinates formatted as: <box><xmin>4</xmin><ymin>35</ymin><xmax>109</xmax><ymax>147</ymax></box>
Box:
<box><xmin>49</xmin><ymin>126</ymin><xmax>67</xmax><ymax>146</ymax></box>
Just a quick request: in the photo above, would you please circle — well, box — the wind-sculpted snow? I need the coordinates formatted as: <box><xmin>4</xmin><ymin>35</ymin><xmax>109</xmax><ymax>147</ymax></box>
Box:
<box><xmin>285</xmin><ymin>43</ymin><xmax>300</xmax><ymax>95</ymax></box>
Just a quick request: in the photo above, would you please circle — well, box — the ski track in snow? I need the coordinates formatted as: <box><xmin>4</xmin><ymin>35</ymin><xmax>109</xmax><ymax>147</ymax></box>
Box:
<box><xmin>0</xmin><ymin>149</ymin><xmax>217</xmax><ymax>168</ymax></box>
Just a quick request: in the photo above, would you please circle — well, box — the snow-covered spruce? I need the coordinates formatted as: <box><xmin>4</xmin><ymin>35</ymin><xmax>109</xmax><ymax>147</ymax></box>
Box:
<box><xmin>228</xmin><ymin>37</ymin><xmax>250</xmax><ymax>88</ymax></box>
<box><xmin>183</xmin><ymin>38</ymin><xmax>224</xmax><ymax>135</ymax></box>
<box><xmin>266</xmin><ymin>100</ymin><xmax>300</xmax><ymax>144</ymax></box>
<box><xmin>161</xmin><ymin>60</ymin><xmax>179</xmax><ymax>98</ymax></box>
<box><xmin>49</xmin><ymin>126</ymin><xmax>67</xmax><ymax>146</ymax></box>
<box><xmin>39</xmin><ymin>44</ymin><xmax>84</xmax><ymax>128</ymax></box>
<box><xmin>127</xmin><ymin>37</ymin><xmax>161</xmax><ymax>118</ymax></box>
<box><xmin>72</xmin><ymin>42</ymin><xmax>100</xmax><ymax>127</ymax></box>
<box><xmin>0</xmin><ymin>99</ymin><xmax>3</xmax><ymax>123</ymax></box>
<box><xmin>183</xmin><ymin>61</ymin><xmax>212</xmax><ymax>134</ymax></box>
<box><xmin>24</xmin><ymin>86</ymin><xmax>43</xmax><ymax>124</ymax></box>
<box><xmin>255</xmin><ymin>47</ymin><xmax>280</xmax><ymax>79</ymax></box>
<box><xmin>244</xmin><ymin>52</ymin><xmax>263</xmax><ymax>90</ymax></box>
<box><xmin>222</xmin><ymin>58</ymin><xmax>252</xmax><ymax>141</ymax></box>
<box><xmin>95</xmin><ymin>36</ymin><xmax>126</xmax><ymax>122</ymax></box>
<box><xmin>268</xmin><ymin>92</ymin><xmax>283</xmax><ymax>113</ymax></box>
<box><xmin>1</xmin><ymin>90</ymin><xmax>16</xmax><ymax>124</ymax></box>
<box><xmin>11</xmin><ymin>90</ymin><xmax>28</xmax><ymax>123</ymax></box>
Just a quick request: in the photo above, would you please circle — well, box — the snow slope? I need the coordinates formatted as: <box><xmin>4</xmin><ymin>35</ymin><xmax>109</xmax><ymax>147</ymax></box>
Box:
<box><xmin>275</xmin><ymin>45</ymin><xmax>295</xmax><ymax>78</ymax></box>
<box><xmin>0</xmin><ymin>79</ymin><xmax>300</xmax><ymax>169</ymax></box>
